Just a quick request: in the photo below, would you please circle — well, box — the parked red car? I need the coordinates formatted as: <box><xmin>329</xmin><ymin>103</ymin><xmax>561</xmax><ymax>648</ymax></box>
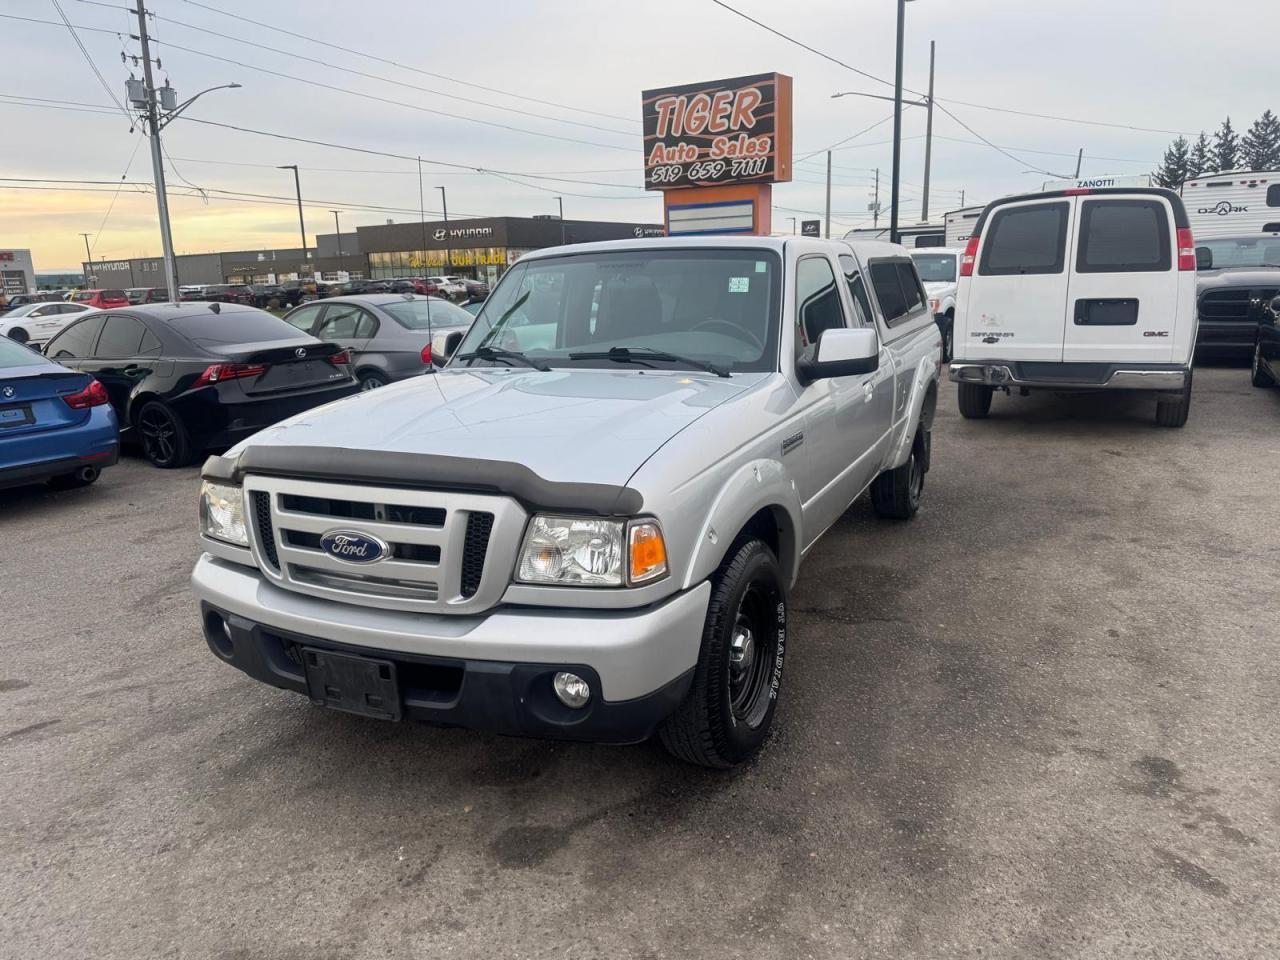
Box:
<box><xmin>73</xmin><ymin>289</ymin><xmax>130</xmax><ymax>309</ymax></box>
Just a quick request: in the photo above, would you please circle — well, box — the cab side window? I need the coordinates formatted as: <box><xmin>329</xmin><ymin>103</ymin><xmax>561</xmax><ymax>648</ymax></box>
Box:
<box><xmin>45</xmin><ymin>315</ymin><xmax>105</xmax><ymax>360</ymax></box>
<box><xmin>317</xmin><ymin>305</ymin><xmax>363</xmax><ymax>340</ymax></box>
<box><xmin>794</xmin><ymin>256</ymin><xmax>846</xmax><ymax>356</ymax></box>
<box><xmin>869</xmin><ymin>262</ymin><xmax>908</xmax><ymax>323</ymax></box>
<box><xmin>979</xmin><ymin>201</ymin><xmax>1069</xmax><ymax>276</ymax></box>
<box><xmin>94</xmin><ymin>315</ymin><xmax>149</xmax><ymax>358</ymax></box>
<box><xmin>283</xmin><ymin>303</ymin><xmax>323</xmax><ymax>334</ymax></box>
<box><xmin>838</xmin><ymin>254</ymin><xmax>873</xmax><ymax>327</ymax></box>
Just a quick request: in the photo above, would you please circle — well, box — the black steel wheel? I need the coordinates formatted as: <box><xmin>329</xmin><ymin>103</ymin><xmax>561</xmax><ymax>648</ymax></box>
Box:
<box><xmin>136</xmin><ymin>400</ymin><xmax>193</xmax><ymax>468</ymax></box>
<box><xmin>660</xmin><ymin>538</ymin><xmax>787</xmax><ymax>769</ymax></box>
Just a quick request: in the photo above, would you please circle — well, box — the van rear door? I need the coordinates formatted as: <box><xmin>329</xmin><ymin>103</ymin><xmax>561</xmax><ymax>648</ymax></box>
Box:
<box><xmin>964</xmin><ymin>198</ymin><xmax>1074</xmax><ymax>360</ymax></box>
<box><xmin>1063</xmin><ymin>196</ymin><xmax>1177</xmax><ymax>363</ymax></box>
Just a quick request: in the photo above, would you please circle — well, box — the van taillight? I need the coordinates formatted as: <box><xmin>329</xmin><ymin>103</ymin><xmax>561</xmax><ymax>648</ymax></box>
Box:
<box><xmin>193</xmin><ymin>362</ymin><xmax>267</xmax><ymax>387</ymax></box>
<box><xmin>959</xmin><ymin>236</ymin><xmax>980</xmax><ymax>277</ymax></box>
<box><xmin>1177</xmin><ymin>227</ymin><xmax>1196</xmax><ymax>271</ymax></box>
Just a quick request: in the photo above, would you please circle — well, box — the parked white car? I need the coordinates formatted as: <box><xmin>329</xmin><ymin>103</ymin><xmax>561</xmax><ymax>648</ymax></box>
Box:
<box><xmin>950</xmin><ymin>186</ymin><xmax>1198</xmax><ymax>427</ymax></box>
<box><xmin>426</xmin><ymin>276</ymin><xmax>466</xmax><ymax>299</ymax></box>
<box><xmin>0</xmin><ymin>302</ymin><xmax>99</xmax><ymax>346</ymax></box>
<box><xmin>909</xmin><ymin>248</ymin><xmax>960</xmax><ymax>360</ymax></box>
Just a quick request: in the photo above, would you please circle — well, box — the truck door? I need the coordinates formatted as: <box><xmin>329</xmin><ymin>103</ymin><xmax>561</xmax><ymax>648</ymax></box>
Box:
<box><xmin>1062</xmin><ymin>196</ymin><xmax>1178</xmax><ymax>363</ymax></box>
<box><xmin>965</xmin><ymin>198</ymin><xmax>1074</xmax><ymax>360</ymax></box>
<box><xmin>792</xmin><ymin>254</ymin><xmax>889</xmax><ymax>538</ymax></box>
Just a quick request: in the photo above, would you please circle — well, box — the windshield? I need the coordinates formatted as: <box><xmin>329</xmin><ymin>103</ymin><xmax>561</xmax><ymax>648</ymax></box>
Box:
<box><xmin>451</xmin><ymin>249</ymin><xmax>780</xmax><ymax>373</ymax></box>
<box><xmin>1197</xmin><ymin>237</ymin><xmax>1280</xmax><ymax>269</ymax></box>
<box><xmin>911</xmin><ymin>253</ymin><xmax>957</xmax><ymax>282</ymax></box>
<box><xmin>382</xmin><ymin>298</ymin><xmax>475</xmax><ymax>330</ymax></box>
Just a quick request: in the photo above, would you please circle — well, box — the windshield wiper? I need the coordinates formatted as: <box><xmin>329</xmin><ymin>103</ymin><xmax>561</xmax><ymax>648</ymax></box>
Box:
<box><xmin>453</xmin><ymin>345</ymin><xmax>550</xmax><ymax>371</ymax></box>
<box><xmin>567</xmin><ymin>346</ymin><xmax>730</xmax><ymax>378</ymax></box>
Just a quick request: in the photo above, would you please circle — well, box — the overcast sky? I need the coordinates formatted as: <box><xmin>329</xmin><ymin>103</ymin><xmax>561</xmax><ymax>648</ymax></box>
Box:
<box><xmin>2</xmin><ymin>0</ymin><xmax>1276</xmax><ymax>270</ymax></box>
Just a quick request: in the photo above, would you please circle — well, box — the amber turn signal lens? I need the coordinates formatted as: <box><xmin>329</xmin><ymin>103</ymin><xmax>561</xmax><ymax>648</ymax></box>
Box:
<box><xmin>629</xmin><ymin>522</ymin><xmax>667</xmax><ymax>584</ymax></box>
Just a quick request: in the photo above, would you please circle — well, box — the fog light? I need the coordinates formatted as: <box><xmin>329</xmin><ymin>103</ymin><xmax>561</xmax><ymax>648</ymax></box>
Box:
<box><xmin>552</xmin><ymin>672</ymin><xmax>591</xmax><ymax>709</ymax></box>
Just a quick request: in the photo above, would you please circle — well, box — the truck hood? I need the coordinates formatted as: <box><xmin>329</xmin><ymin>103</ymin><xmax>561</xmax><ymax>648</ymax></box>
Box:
<box><xmin>922</xmin><ymin>280</ymin><xmax>956</xmax><ymax>296</ymax></box>
<box><xmin>1196</xmin><ymin>267</ymin><xmax>1280</xmax><ymax>291</ymax></box>
<box><xmin>236</xmin><ymin>367</ymin><xmax>764</xmax><ymax>487</ymax></box>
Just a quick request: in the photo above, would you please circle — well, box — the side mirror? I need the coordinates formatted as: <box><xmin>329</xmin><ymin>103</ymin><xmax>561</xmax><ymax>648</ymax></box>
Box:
<box><xmin>1196</xmin><ymin>246</ymin><xmax>1212</xmax><ymax>270</ymax></box>
<box><xmin>432</xmin><ymin>330</ymin><xmax>463</xmax><ymax>363</ymax></box>
<box><xmin>797</xmin><ymin>327</ymin><xmax>879</xmax><ymax>383</ymax></box>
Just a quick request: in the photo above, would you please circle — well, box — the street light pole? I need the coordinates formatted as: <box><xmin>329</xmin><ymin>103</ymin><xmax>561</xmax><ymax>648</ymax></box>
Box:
<box><xmin>824</xmin><ymin>151</ymin><xmax>832</xmax><ymax>239</ymax></box>
<box><xmin>555</xmin><ymin>196</ymin><xmax>565</xmax><ymax>245</ymax></box>
<box><xmin>436</xmin><ymin>186</ymin><xmax>450</xmax><ymax>271</ymax></box>
<box><xmin>277</xmin><ymin>164</ymin><xmax>308</xmax><ymax>267</ymax></box>
<box><xmin>890</xmin><ymin>0</ymin><xmax>907</xmax><ymax>245</ymax></box>
<box><xmin>330</xmin><ymin>211</ymin><xmax>342</xmax><ymax>258</ymax></box>
<box><xmin>79</xmin><ymin>232</ymin><xmax>94</xmax><ymax>285</ymax></box>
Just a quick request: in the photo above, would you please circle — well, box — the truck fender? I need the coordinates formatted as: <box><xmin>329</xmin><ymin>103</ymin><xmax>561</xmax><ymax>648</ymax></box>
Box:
<box><xmin>886</xmin><ymin>354</ymin><xmax>940</xmax><ymax>470</ymax></box>
<box><xmin>681</xmin><ymin>458</ymin><xmax>804</xmax><ymax>592</ymax></box>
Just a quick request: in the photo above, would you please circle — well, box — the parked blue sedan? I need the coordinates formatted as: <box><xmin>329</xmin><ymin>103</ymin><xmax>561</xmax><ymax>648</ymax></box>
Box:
<box><xmin>0</xmin><ymin>337</ymin><xmax>118</xmax><ymax>489</ymax></box>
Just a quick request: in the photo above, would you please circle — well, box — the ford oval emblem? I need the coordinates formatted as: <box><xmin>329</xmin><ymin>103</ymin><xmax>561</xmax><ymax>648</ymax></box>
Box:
<box><xmin>319</xmin><ymin>529</ymin><xmax>390</xmax><ymax>564</ymax></box>
<box><xmin>295</xmin><ymin>347</ymin><xmax>307</xmax><ymax>358</ymax></box>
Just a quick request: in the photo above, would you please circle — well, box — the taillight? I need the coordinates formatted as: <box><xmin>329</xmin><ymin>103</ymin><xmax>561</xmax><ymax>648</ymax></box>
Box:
<box><xmin>420</xmin><ymin>344</ymin><xmax>432</xmax><ymax>365</ymax></box>
<box><xmin>1177</xmin><ymin>227</ymin><xmax>1196</xmax><ymax>271</ymax></box>
<box><xmin>959</xmin><ymin>235</ymin><xmax>980</xmax><ymax>277</ymax></box>
<box><xmin>327</xmin><ymin>350</ymin><xmax>350</xmax><ymax>366</ymax></box>
<box><xmin>193</xmin><ymin>362</ymin><xmax>267</xmax><ymax>387</ymax></box>
<box><xmin>62</xmin><ymin>378</ymin><xmax>109</xmax><ymax>409</ymax></box>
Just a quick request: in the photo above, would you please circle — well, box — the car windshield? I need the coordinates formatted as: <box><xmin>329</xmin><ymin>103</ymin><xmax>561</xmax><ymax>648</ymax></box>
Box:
<box><xmin>451</xmin><ymin>249</ymin><xmax>781</xmax><ymax>373</ymax></box>
<box><xmin>911</xmin><ymin>253</ymin><xmax>957</xmax><ymax>282</ymax></box>
<box><xmin>0</xmin><ymin>337</ymin><xmax>44</xmax><ymax>367</ymax></box>
<box><xmin>382</xmin><ymin>298</ymin><xmax>474</xmax><ymax>330</ymax></box>
<box><xmin>1197</xmin><ymin>237</ymin><xmax>1280</xmax><ymax>269</ymax></box>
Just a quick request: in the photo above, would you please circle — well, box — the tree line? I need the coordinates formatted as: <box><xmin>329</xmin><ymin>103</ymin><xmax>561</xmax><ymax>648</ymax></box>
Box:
<box><xmin>1153</xmin><ymin>110</ymin><xmax>1280</xmax><ymax>187</ymax></box>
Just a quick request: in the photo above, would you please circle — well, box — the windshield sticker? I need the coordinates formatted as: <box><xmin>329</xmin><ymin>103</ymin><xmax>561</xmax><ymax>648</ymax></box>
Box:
<box><xmin>728</xmin><ymin>277</ymin><xmax>750</xmax><ymax>293</ymax></box>
<box><xmin>755</xmin><ymin>261</ymin><xmax>767</xmax><ymax>273</ymax></box>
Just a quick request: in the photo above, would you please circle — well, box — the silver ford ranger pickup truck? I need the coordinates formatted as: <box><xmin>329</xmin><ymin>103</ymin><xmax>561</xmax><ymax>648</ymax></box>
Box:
<box><xmin>191</xmin><ymin>236</ymin><xmax>941</xmax><ymax>767</ymax></box>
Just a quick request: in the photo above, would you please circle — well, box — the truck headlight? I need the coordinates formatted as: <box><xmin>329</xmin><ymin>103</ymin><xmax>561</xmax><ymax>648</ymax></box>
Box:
<box><xmin>517</xmin><ymin>515</ymin><xmax>624</xmax><ymax>586</ymax></box>
<box><xmin>200</xmin><ymin>480</ymin><xmax>248</xmax><ymax>546</ymax></box>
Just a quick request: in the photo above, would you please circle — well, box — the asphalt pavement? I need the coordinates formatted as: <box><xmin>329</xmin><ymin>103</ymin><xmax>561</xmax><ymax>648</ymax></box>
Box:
<box><xmin>2</xmin><ymin>365</ymin><xmax>1278</xmax><ymax>959</ymax></box>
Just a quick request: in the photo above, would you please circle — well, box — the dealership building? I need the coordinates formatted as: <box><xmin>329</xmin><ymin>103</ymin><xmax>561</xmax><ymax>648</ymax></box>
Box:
<box><xmin>81</xmin><ymin>215</ymin><xmax>663</xmax><ymax>289</ymax></box>
<box><xmin>1</xmin><ymin>248</ymin><xmax>37</xmax><ymax>297</ymax></box>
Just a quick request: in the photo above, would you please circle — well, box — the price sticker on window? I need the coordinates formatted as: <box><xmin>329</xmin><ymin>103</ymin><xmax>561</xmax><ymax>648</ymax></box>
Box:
<box><xmin>728</xmin><ymin>277</ymin><xmax>750</xmax><ymax>293</ymax></box>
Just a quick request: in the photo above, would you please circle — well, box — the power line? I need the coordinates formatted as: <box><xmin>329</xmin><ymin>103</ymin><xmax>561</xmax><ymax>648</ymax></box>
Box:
<box><xmin>149</xmin><ymin>35</ymin><xmax>635</xmax><ymax>153</ymax></box>
<box><xmin>796</xmin><ymin>115</ymin><xmax>895</xmax><ymax>163</ymax></box>
<box><xmin>46</xmin><ymin>1</ymin><xmax>133</xmax><ymax>125</ymax></box>
<box><xmin>149</xmin><ymin>9</ymin><xmax>636</xmax><ymax>137</ymax></box>
<box><xmin>933</xmin><ymin>102</ymin><xmax>1063</xmax><ymax>177</ymax></box>
<box><xmin>707</xmin><ymin>0</ymin><xmax>1194</xmax><ymax>138</ymax></box>
<box><xmin>90</xmin><ymin>132</ymin><xmax>147</xmax><ymax>255</ymax></box>
<box><xmin>172</xmin><ymin>0</ymin><xmax>636</xmax><ymax>125</ymax></box>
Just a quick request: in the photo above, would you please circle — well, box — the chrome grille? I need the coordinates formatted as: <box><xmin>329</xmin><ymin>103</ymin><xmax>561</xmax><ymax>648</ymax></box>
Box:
<box><xmin>243</xmin><ymin>475</ymin><xmax>526</xmax><ymax>614</ymax></box>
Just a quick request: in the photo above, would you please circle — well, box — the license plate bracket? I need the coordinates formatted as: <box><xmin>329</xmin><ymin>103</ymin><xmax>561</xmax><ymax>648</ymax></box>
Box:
<box><xmin>301</xmin><ymin>647</ymin><xmax>401</xmax><ymax>721</ymax></box>
<box><xmin>0</xmin><ymin>404</ymin><xmax>34</xmax><ymax>429</ymax></box>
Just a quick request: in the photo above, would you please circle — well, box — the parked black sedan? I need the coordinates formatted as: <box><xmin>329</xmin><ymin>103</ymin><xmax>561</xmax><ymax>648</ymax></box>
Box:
<box><xmin>41</xmin><ymin>303</ymin><xmax>359</xmax><ymax>467</ymax></box>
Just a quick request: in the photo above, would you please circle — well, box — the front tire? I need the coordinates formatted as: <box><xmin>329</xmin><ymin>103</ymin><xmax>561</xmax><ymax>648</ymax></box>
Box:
<box><xmin>957</xmin><ymin>381</ymin><xmax>993</xmax><ymax>418</ymax></box>
<box><xmin>942</xmin><ymin>312</ymin><xmax>954</xmax><ymax>362</ymax></box>
<box><xmin>659</xmin><ymin>539</ymin><xmax>787</xmax><ymax>769</ymax></box>
<box><xmin>7</xmin><ymin>327</ymin><xmax>29</xmax><ymax>344</ymax></box>
<box><xmin>359</xmin><ymin>371</ymin><xmax>388</xmax><ymax>391</ymax></box>
<box><xmin>1251</xmin><ymin>340</ymin><xmax>1275</xmax><ymax>388</ymax></box>
<box><xmin>1155</xmin><ymin>370</ymin><xmax>1193</xmax><ymax>428</ymax></box>
<box><xmin>136</xmin><ymin>400</ymin><xmax>194</xmax><ymax>468</ymax></box>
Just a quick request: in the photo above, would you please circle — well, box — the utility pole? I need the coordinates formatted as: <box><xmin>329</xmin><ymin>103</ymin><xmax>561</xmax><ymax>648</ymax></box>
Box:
<box><xmin>890</xmin><ymin>0</ymin><xmax>907</xmax><ymax>244</ymax></box>
<box><xmin>959</xmin><ymin>188</ymin><xmax>965</xmax><ymax>208</ymax></box>
<box><xmin>556</xmin><ymin>196</ymin><xmax>565</xmax><ymax>245</ymax></box>
<box><xmin>417</xmin><ymin>157</ymin><xmax>429</xmax><ymax>277</ymax></box>
<box><xmin>330</xmin><ymin>211</ymin><xmax>342</xmax><ymax>258</ymax></box>
<box><xmin>874</xmin><ymin>168</ymin><xmax>881</xmax><ymax>228</ymax></box>
<box><xmin>436</xmin><ymin>186</ymin><xmax>450</xmax><ymax>272</ymax></box>
<box><xmin>824</xmin><ymin>151</ymin><xmax>832</xmax><ymax>239</ymax></box>
<box><xmin>277</xmin><ymin>165</ymin><xmax>307</xmax><ymax>267</ymax></box>
<box><xmin>1074</xmin><ymin>147</ymin><xmax>1084</xmax><ymax>178</ymax></box>
<box><xmin>921</xmin><ymin>39</ymin><xmax>936</xmax><ymax>222</ymax></box>
<box><xmin>79</xmin><ymin>233</ymin><xmax>94</xmax><ymax>285</ymax></box>
<box><xmin>789</xmin><ymin>217</ymin><xmax>797</xmax><ymax>235</ymax></box>
<box><xmin>134</xmin><ymin>0</ymin><xmax>177</xmax><ymax>300</ymax></box>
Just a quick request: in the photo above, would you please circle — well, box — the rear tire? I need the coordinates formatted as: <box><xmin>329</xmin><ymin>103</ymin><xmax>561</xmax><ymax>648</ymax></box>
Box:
<box><xmin>359</xmin><ymin>371</ymin><xmax>388</xmax><ymax>391</ymax></box>
<box><xmin>957</xmin><ymin>381</ymin><xmax>993</xmax><ymax>418</ymax></box>
<box><xmin>1155</xmin><ymin>370</ymin><xmax>1193</xmax><ymax>428</ymax></box>
<box><xmin>7</xmin><ymin>327</ymin><xmax>29</xmax><ymax>344</ymax></box>
<box><xmin>136</xmin><ymin>401</ymin><xmax>194</xmax><ymax>468</ymax></box>
<box><xmin>659</xmin><ymin>539</ymin><xmax>787</xmax><ymax>769</ymax></box>
<box><xmin>1251</xmin><ymin>340</ymin><xmax>1275</xmax><ymax>388</ymax></box>
<box><xmin>871</xmin><ymin>430</ymin><xmax>927</xmax><ymax>520</ymax></box>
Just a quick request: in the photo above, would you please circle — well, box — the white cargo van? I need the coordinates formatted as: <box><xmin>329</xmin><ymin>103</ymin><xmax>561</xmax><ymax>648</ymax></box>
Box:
<box><xmin>1181</xmin><ymin>170</ymin><xmax>1280</xmax><ymax>240</ymax></box>
<box><xmin>950</xmin><ymin>186</ymin><xmax>1198</xmax><ymax>427</ymax></box>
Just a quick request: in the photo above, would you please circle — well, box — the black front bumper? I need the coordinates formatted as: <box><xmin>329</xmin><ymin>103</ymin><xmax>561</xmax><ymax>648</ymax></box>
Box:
<box><xmin>1195</xmin><ymin>320</ymin><xmax>1258</xmax><ymax>353</ymax></box>
<box><xmin>200</xmin><ymin>603</ymin><xmax>692</xmax><ymax>745</ymax></box>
